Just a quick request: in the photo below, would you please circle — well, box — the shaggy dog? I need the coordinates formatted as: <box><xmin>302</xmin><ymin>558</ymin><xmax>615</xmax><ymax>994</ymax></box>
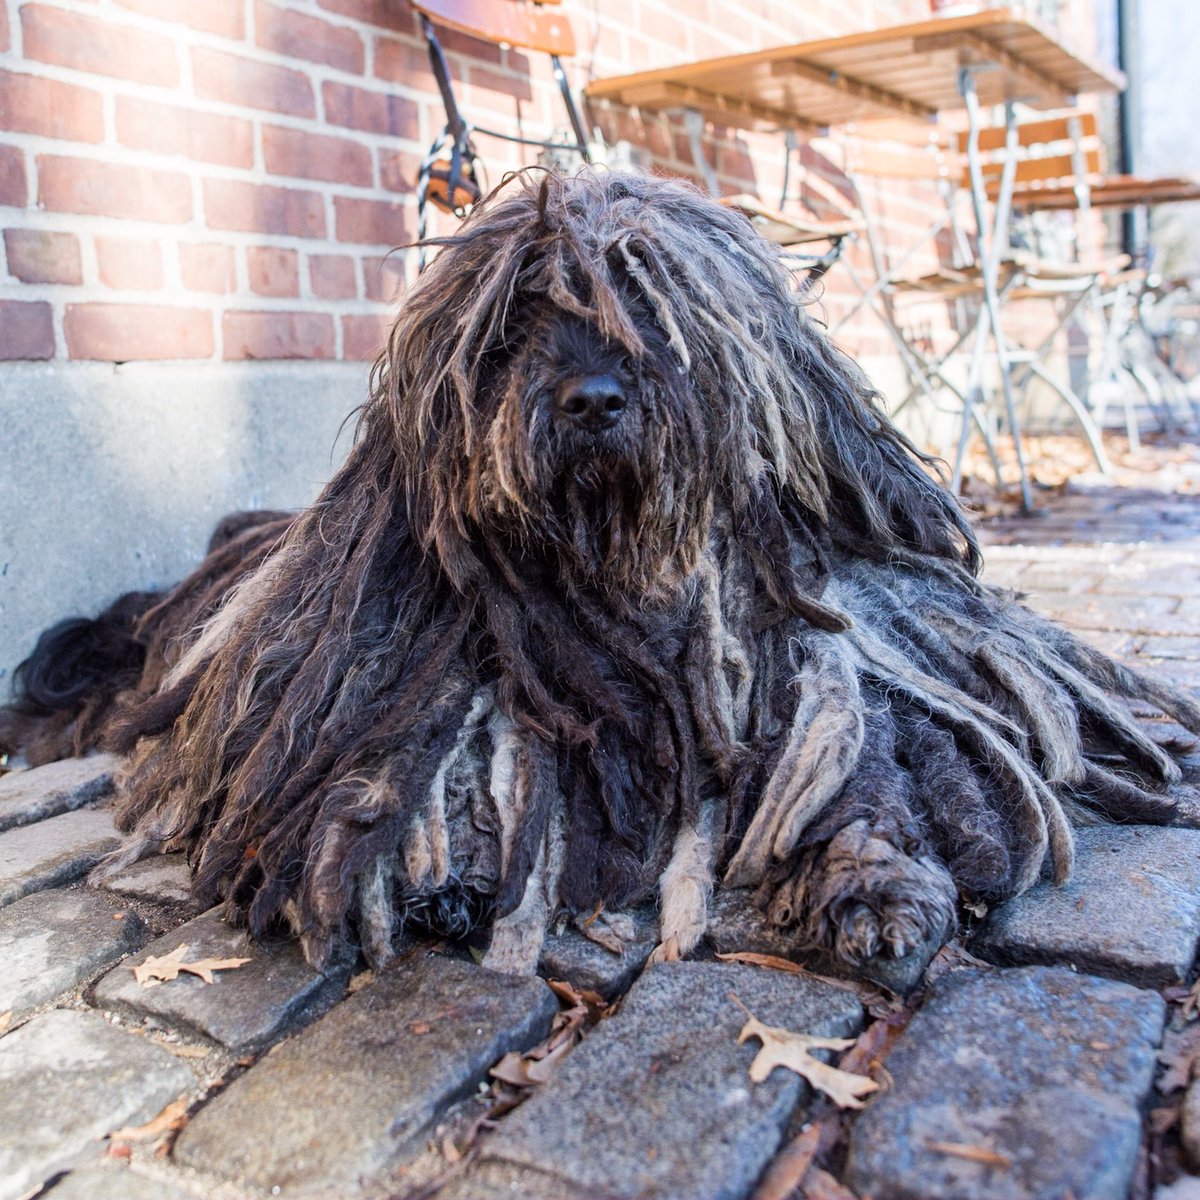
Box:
<box><xmin>5</xmin><ymin>170</ymin><xmax>1199</xmax><ymax>978</ymax></box>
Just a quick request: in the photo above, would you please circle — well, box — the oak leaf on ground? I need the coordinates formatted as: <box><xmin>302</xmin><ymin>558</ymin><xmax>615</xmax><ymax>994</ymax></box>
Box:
<box><xmin>131</xmin><ymin>943</ymin><xmax>251</xmax><ymax>987</ymax></box>
<box><xmin>737</xmin><ymin>1015</ymin><xmax>880</xmax><ymax>1109</ymax></box>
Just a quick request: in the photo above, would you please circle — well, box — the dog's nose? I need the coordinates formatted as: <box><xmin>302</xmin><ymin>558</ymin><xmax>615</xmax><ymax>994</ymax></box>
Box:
<box><xmin>557</xmin><ymin>374</ymin><xmax>628</xmax><ymax>432</ymax></box>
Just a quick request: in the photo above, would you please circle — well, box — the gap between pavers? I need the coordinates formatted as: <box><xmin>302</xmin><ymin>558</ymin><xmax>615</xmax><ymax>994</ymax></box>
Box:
<box><xmin>0</xmin><ymin>1009</ymin><xmax>194</xmax><ymax>1200</ymax></box>
<box><xmin>93</xmin><ymin>907</ymin><xmax>351</xmax><ymax>1052</ymax></box>
<box><xmin>455</xmin><ymin>960</ymin><xmax>864</xmax><ymax>1200</ymax></box>
<box><xmin>0</xmin><ymin>887</ymin><xmax>147</xmax><ymax>1020</ymax></box>
<box><xmin>844</xmin><ymin>965</ymin><xmax>1165</xmax><ymax>1200</ymax></box>
<box><xmin>0</xmin><ymin>753</ymin><xmax>116</xmax><ymax>833</ymax></box>
<box><xmin>0</xmin><ymin>805</ymin><xmax>120</xmax><ymax>908</ymax></box>
<box><xmin>974</xmin><ymin>824</ymin><xmax>1200</xmax><ymax>987</ymax></box>
<box><xmin>172</xmin><ymin>953</ymin><xmax>558</xmax><ymax>1196</ymax></box>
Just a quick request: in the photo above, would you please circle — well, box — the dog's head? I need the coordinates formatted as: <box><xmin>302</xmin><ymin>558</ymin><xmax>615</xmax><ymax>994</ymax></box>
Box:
<box><xmin>374</xmin><ymin>169</ymin><xmax>974</xmax><ymax>601</ymax></box>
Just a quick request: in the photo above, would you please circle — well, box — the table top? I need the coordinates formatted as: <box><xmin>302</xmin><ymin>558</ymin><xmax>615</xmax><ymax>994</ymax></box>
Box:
<box><xmin>1011</xmin><ymin>174</ymin><xmax>1200</xmax><ymax>212</ymax></box>
<box><xmin>585</xmin><ymin>8</ymin><xmax>1125</xmax><ymax>132</ymax></box>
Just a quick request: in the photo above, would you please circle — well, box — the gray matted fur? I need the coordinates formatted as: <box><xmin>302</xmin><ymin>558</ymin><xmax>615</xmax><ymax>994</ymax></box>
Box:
<box><xmin>62</xmin><ymin>169</ymin><xmax>1200</xmax><ymax>975</ymax></box>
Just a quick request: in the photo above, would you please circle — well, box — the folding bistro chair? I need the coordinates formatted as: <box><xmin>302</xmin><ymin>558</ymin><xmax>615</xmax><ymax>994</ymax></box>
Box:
<box><xmin>847</xmin><ymin>111</ymin><xmax>1132</xmax><ymax>500</ymax></box>
<box><xmin>678</xmin><ymin>118</ymin><xmax>861</xmax><ymax>285</ymax></box>
<box><xmin>412</xmin><ymin>0</ymin><xmax>592</xmax><ymax>261</ymax></box>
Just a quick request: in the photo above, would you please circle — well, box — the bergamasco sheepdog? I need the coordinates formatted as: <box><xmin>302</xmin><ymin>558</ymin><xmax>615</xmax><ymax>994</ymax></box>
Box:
<box><xmin>3</xmin><ymin>169</ymin><xmax>1197</xmax><ymax>978</ymax></box>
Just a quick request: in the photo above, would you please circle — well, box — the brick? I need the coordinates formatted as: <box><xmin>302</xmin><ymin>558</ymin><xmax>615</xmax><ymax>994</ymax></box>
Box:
<box><xmin>844</xmin><ymin>967</ymin><xmax>1164</xmax><ymax>1200</ymax></box>
<box><xmin>173</xmin><ymin>956</ymin><xmax>557</xmax><ymax>1193</ymax></box>
<box><xmin>0</xmin><ymin>1011</ymin><xmax>192</xmax><ymax>1200</ymax></box>
<box><xmin>437</xmin><ymin>24</ymin><xmax>502</xmax><ymax>65</ymax></box>
<box><xmin>246</xmin><ymin>245</ymin><xmax>300</xmax><ymax>297</ymax></box>
<box><xmin>374</xmin><ymin>36</ymin><xmax>438</xmax><ymax>93</ymax></box>
<box><xmin>317</xmin><ymin>0</ymin><xmax>414</xmax><ymax>32</ymax></box>
<box><xmin>0</xmin><ymin>807</ymin><xmax>119</xmax><ymax>907</ymax></box>
<box><xmin>362</xmin><ymin>253</ymin><xmax>406</xmax><ymax>299</ymax></box>
<box><xmin>707</xmin><ymin>887</ymin><xmax>939</xmax><ymax>995</ymax></box>
<box><xmin>538</xmin><ymin>911</ymin><xmax>656</xmax><ymax>999</ymax></box>
<box><xmin>336</xmin><ymin>196</ymin><xmax>414</xmax><ymax>246</ymax></box>
<box><xmin>94</xmin><ymin>908</ymin><xmax>349</xmax><ymax>1051</ymax></box>
<box><xmin>96</xmin><ymin>236</ymin><xmax>164</xmax><ymax>291</ymax></box>
<box><xmin>21</xmin><ymin>4</ymin><xmax>180</xmax><ymax>88</ymax></box>
<box><xmin>115</xmin><ymin>97</ymin><xmax>253</xmax><ymax>169</ymax></box>
<box><xmin>0</xmin><ymin>889</ymin><xmax>146</xmax><ymax>1020</ymax></box>
<box><xmin>223</xmin><ymin>310</ymin><xmax>335</xmax><ymax>360</ymax></box>
<box><xmin>0</xmin><ymin>300</ymin><xmax>55</xmax><ymax>361</ymax></box>
<box><xmin>192</xmin><ymin>47</ymin><xmax>314</xmax><ymax>118</ymax></box>
<box><xmin>322</xmin><ymin>81</ymin><xmax>418</xmax><ymax>138</ymax></box>
<box><xmin>466</xmin><ymin>963</ymin><xmax>862</xmax><ymax>1200</ymax></box>
<box><xmin>114</xmin><ymin>0</ymin><xmax>246</xmax><ymax>39</ymax></box>
<box><xmin>0</xmin><ymin>756</ymin><xmax>116</xmax><ymax>834</ymax></box>
<box><xmin>0</xmin><ymin>71</ymin><xmax>104</xmax><ymax>143</ymax></box>
<box><xmin>38</xmin><ymin>156</ymin><xmax>191</xmax><ymax>224</ymax></box>
<box><xmin>0</xmin><ymin>4</ymin><xmax>7</xmax><ymax>52</ymax></box>
<box><xmin>100</xmin><ymin>853</ymin><xmax>196</xmax><ymax>908</ymax></box>
<box><xmin>203</xmin><ymin>178</ymin><xmax>326</xmax><ymax>238</ymax></box>
<box><xmin>308</xmin><ymin>253</ymin><xmax>357</xmax><ymax>299</ymax></box>
<box><xmin>379</xmin><ymin>147</ymin><xmax>423</xmax><ymax>194</ymax></box>
<box><xmin>3</xmin><ymin>229</ymin><xmax>82</xmax><ymax>285</ymax></box>
<box><xmin>179</xmin><ymin>242</ymin><xmax>236</xmax><ymax>293</ymax></box>
<box><xmin>0</xmin><ymin>145</ymin><xmax>26</xmax><ymax>205</ymax></box>
<box><xmin>341</xmin><ymin>312</ymin><xmax>386</xmax><ymax>360</ymax></box>
<box><xmin>65</xmin><ymin>304</ymin><xmax>214</xmax><ymax>361</ymax></box>
<box><xmin>42</xmin><ymin>1168</ymin><xmax>195</xmax><ymax>1200</ymax></box>
<box><xmin>255</xmin><ymin>2</ymin><xmax>365</xmax><ymax>73</ymax></box>
<box><xmin>468</xmin><ymin>63</ymin><xmax>532</xmax><ymax>106</ymax></box>
<box><xmin>974</xmin><ymin>825</ymin><xmax>1200</xmax><ymax>987</ymax></box>
<box><xmin>262</xmin><ymin>124</ymin><xmax>372</xmax><ymax>186</ymax></box>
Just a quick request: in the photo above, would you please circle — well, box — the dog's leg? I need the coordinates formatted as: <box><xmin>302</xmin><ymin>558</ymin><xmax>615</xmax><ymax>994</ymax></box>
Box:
<box><xmin>766</xmin><ymin>818</ymin><xmax>957</xmax><ymax>963</ymax></box>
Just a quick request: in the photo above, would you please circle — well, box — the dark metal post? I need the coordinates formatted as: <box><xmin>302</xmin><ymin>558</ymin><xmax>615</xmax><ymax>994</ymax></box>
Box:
<box><xmin>1116</xmin><ymin>0</ymin><xmax>1144</xmax><ymax>260</ymax></box>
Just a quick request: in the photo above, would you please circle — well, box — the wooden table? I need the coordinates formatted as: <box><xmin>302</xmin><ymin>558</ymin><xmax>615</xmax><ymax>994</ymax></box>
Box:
<box><xmin>587</xmin><ymin>8</ymin><xmax>1127</xmax><ymax>513</ymax></box>
<box><xmin>1011</xmin><ymin>174</ymin><xmax>1200</xmax><ymax>213</ymax></box>
<box><xmin>586</xmin><ymin>8</ymin><xmax>1123</xmax><ymax>132</ymax></box>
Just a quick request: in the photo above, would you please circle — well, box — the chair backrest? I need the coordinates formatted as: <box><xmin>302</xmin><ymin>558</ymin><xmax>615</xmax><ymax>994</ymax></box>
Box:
<box><xmin>410</xmin><ymin>0</ymin><xmax>576</xmax><ymax>58</ymax></box>
<box><xmin>959</xmin><ymin>111</ymin><xmax>1106</xmax><ymax>193</ymax></box>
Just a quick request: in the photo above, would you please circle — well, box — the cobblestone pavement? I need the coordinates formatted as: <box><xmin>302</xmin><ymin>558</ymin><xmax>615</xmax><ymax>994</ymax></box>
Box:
<box><xmin>2</xmin><ymin>436</ymin><xmax>1200</xmax><ymax>1200</ymax></box>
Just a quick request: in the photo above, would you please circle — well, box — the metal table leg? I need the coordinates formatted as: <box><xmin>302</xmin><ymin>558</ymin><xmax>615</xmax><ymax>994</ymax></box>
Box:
<box><xmin>959</xmin><ymin>69</ymin><xmax>1035</xmax><ymax>513</ymax></box>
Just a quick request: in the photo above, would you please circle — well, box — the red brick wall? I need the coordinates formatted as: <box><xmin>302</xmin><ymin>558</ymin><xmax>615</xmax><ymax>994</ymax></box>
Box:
<box><xmin>0</xmin><ymin>0</ymin><xmax>1095</xmax><ymax>366</ymax></box>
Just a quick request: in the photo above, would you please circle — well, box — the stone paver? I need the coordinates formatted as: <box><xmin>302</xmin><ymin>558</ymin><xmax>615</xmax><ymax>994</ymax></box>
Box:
<box><xmin>0</xmin><ymin>805</ymin><xmax>120</xmax><ymax>907</ymax></box>
<box><xmin>0</xmin><ymin>1009</ymin><xmax>193</xmax><ymax>1200</ymax></box>
<box><xmin>173</xmin><ymin>954</ymin><xmax>558</xmax><ymax>1195</ymax></box>
<box><xmin>707</xmin><ymin>887</ymin><xmax>939</xmax><ymax>994</ymax></box>
<box><xmin>48</xmin><ymin>1165</ymin><xmax>197</xmax><ymax>1200</ymax></box>
<box><xmin>464</xmin><ymin>961</ymin><xmax>863</xmax><ymax>1200</ymax></box>
<box><xmin>974</xmin><ymin>825</ymin><xmax>1200</xmax><ymax>986</ymax></box>
<box><xmin>94</xmin><ymin>907</ymin><xmax>349</xmax><ymax>1051</ymax></box>
<box><xmin>844</xmin><ymin>965</ymin><xmax>1164</xmax><ymax>1200</ymax></box>
<box><xmin>99</xmin><ymin>852</ymin><xmax>197</xmax><ymax>908</ymax></box>
<box><xmin>0</xmin><ymin>753</ymin><xmax>116</xmax><ymax>833</ymax></box>
<box><xmin>0</xmin><ymin>888</ymin><xmax>146</xmax><ymax>1019</ymax></box>
<box><xmin>1184</xmin><ymin>1080</ymin><xmax>1200</xmax><ymax>1169</ymax></box>
<box><xmin>539</xmin><ymin>910</ymin><xmax>657</xmax><ymax>998</ymax></box>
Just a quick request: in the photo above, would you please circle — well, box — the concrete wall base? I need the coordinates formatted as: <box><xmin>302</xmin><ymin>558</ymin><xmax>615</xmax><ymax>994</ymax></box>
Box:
<box><xmin>0</xmin><ymin>361</ymin><xmax>366</xmax><ymax>688</ymax></box>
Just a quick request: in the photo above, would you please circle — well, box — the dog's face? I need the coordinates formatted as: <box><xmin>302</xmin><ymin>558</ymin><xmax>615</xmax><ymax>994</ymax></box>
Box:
<box><xmin>383</xmin><ymin>170</ymin><xmax>847</xmax><ymax>602</ymax></box>
<box><xmin>472</xmin><ymin>299</ymin><xmax>715</xmax><ymax>598</ymax></box>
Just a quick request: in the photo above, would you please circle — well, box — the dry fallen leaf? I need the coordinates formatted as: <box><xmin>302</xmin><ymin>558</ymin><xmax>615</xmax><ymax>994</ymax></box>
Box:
<box><xmin>107</xmin><ymin>1097</ymin><xmax>190</xmax><ymax>1143</ymax></box>
<box><xmin>736</xmin><ymin>1013</ymin><xmax>880</xmax><ymax>1109</ymax></box>
<box><xmin>926</xmin><ymin>1140</ymin><xmax>1011</xmax><ymax>1168</ymax></box>
<box><xmin>716</xmin><ymin>951</ymin><xmax>807</xmax><ymax>974</ymax></box>
<box><xmin>347</xmin><ymin>970</ymin><xmax>375</xmax><ymax>994</ymax></box>
<box><xmin>750</xmin><ymin>1123</ymin><xmax>819</xmax><ymax>1200</ymax></box>
<box><xmin>131</xmin><ymin>943</ymin><xmax>251</xmax><ymax>987</ymax></box>
<box><xmin>1159</xmin><ymin>1024</ymin><xmax>1200</xmax><ymax>1093</ymax></box>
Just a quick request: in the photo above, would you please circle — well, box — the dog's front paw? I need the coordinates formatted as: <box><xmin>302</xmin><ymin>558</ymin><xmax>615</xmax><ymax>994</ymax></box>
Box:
<box><xmin>767</xmin><ymin>819</ymin><xmax>957</xmax><ymax>965</ymax></box>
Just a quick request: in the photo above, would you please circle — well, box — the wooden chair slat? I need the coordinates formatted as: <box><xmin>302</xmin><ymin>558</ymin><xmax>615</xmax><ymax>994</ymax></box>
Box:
<box><xmin>412</xmin><ymin>0</ymin><xmax>576</xmax><ymax>57</ymax></box>
<box><xmin>956</xmin><ymin>109</ymin><xmax>1098</xmax><ymax>154</ymax></box>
